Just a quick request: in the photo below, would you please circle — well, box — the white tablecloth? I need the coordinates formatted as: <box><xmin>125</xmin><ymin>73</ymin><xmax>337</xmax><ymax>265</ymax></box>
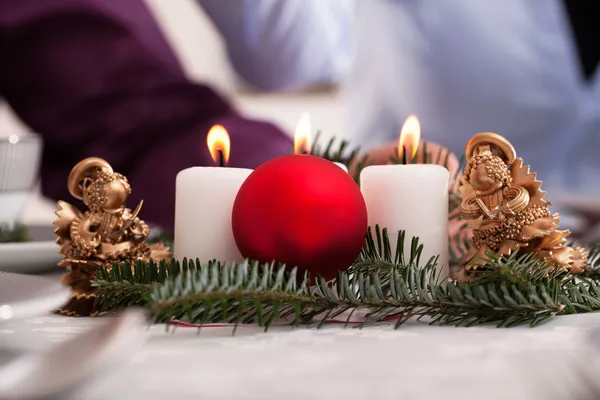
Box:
<box><xmin>3</xmin><ymin>312</ymin><xmax>600</xmax><ymax>400</ymax></box>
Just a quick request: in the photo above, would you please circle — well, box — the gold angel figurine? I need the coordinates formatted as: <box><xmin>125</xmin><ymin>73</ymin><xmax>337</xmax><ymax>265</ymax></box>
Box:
<box><xmin>455</xmin><ymin>132</ymin><xmax>587</xmax><ymax>280</ymax></box>
<box><xmin>54</xmin><ymin>158</ymin><xmax>170</xmax><ymax>316</ymax></box>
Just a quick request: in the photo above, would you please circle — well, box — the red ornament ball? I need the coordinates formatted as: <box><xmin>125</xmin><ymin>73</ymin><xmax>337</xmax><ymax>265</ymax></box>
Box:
<box><xmin>232</xmin><ymin>155</ymin><xmax>368</xmax><ymax>281</ymax></box>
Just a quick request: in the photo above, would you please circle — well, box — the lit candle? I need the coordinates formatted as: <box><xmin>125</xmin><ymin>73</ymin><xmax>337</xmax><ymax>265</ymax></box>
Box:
<box><xmin>295</xmin><ymin>113</ymin><xmax>348</xmax><ymax>172</ymax></box>
<box><xmin>360</xmin><ymin>116</ymin><xmax>449</xmax><ymax>276</ymax></box>
<box><xmin>174</xmin><ymin>125</ymin><xmax>252</xmax><ymax>262</ymax></box>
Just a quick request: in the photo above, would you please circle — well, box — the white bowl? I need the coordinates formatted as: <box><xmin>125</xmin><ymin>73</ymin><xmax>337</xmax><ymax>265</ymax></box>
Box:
<box><xmin>0</xmin><ymin>134</ymin><xmax>42</xmax><ymax>224</ymax></box>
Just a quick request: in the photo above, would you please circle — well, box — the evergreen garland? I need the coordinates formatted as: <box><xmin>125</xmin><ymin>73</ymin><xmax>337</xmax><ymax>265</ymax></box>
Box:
<box><xmin>93</xmin><ymin>226</ymin><xmax>600</xmax><ymax>330</ymax></box>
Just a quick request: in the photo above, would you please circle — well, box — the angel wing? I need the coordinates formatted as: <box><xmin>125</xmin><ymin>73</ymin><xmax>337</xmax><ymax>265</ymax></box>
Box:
<box><xmin>510</xmin><ymin>158</ymin><xmax>548</xmax><ymax>207</ymax></box>
<box><xmin>53</xmin><ymin>200</ymin><xmax>83</xmax><ymax>250</ymax></box>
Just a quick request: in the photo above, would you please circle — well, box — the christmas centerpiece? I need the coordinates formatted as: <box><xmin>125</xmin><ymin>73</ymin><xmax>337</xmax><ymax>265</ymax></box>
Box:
<box><xmin>51</xmin><ymin>115</ymin><xmax>600</xmax><ymax>329</ymax></box>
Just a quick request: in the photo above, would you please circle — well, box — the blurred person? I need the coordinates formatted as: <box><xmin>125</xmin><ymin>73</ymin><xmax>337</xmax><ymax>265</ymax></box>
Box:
<box><xmin>207</xmin><ymin>0</ymin><xmax>600</xmax><ymax>195</ymax></box>
<box><xmin>0</xmin><ymin>0</ymin><xmax>295</xmax><ymax>231</ymax></box>
<box><xmin>0</xmin><ymin>0</ymin><xmax>457</xmax><ymax>231</ymax></box>
<box><xmin>198</xmin><ymin>0</ymin><xmax>355</xmax><ymax>92</ymax></box>
<box><xmin>349</xmin><ymin>0</ymin><xmax>600</xmax><ymax>196</ymax></box>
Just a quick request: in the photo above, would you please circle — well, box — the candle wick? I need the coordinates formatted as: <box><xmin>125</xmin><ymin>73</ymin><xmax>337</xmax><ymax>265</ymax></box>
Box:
<box><xmin>218</xmin><ymin>149</ymin><xmax>225</xmax><ymax>167</ymax></box>
<box><xmin>402</xmin><ymin>146</ymin><xmax>407</xmax><ymax>165</ymax></box>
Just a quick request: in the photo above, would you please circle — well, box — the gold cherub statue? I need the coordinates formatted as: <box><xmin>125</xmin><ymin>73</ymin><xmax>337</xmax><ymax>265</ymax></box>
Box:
<box><xmin>455</xmin><ymin>132</ymin><xmax>587</xmax><ymax>280</ymax></box>
<box><xmin>54</xmin><ymin>158</ymin><xmax>170</xmax><ymax>316</ymax></box>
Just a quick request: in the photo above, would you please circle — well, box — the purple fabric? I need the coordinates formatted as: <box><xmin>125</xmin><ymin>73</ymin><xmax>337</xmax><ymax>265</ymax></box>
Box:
<box><xmin>0</xmin><ymin>0</ymin><xmax>293</xmax><ymax>230</ymax></box>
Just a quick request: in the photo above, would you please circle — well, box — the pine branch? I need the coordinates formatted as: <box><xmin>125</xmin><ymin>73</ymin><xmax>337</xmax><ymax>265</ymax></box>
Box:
<box><xmin>558</xmin><ymin>276</ymin><xmax>600</xmax><ymax>314</ymax></box>
<box><xmin>581</xmin><ymin>244</ymin><xmax>600</xmax><ymax>281</ymax></box>
<box><xmin>460</xmin><ymin>251</ymin><xmax>600</xmax><ymax>317</ymax></box>
<box><xmin>150</xmin><ymin>261</ymin><xmax>314</xmax><ymax>329</ymax></box>
<box><xmin>345</xmin><ymin>227</ymin><xmax>571</xmax><ymax>327</ymax></box>
<box><xmin>464</xmin><ymin>252</ymin><xmax>563</xmax><ymax>285</ymax></box>
<box><xmin>94</xmin><ymin>281</ymin><xmax>156</xmax><ymax>311</ymax></box>
<box><xmin>329</xmin><ymin>227</ymin><xmax>600</xmax><ymax>326</ymax></box>
<box><xmin>92</xmin><ymin>226</ymin><xmax>600</xmax><ymax>330</ymax></box>
<box><xmin>326</xmin><ymin>263</ymin><xmax>563</xmax><ymax>328</ymax></box>
<box><xmin>93</xmin><ymin>258</ymin><xmax>190</xmax><ymax>311</ymax></box>
<box><xmin>144</xmin><ymin>251</ymin><xmax>564</xmax><ymax>329</ymax></box>
<box><xmin>309</xmin><ymin>132</ymin><xmax>367</xmax><ymax>183</ymax></box>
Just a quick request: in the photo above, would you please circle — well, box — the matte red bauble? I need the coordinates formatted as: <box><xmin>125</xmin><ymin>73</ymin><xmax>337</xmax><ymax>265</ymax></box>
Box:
<box><xmin>232</xmin><ymin>155</ymin><xmax>367</xmax><ymax>281</ymax></box>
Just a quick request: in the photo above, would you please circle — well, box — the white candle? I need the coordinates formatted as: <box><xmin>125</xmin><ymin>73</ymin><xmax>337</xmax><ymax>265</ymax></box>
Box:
<box><xmin>175</xmin><ymin>167</ymin><xmax>251</xmax><ymax>262</ymax></box>
<box><xmin>334</xmin><ymin>162</ymin><xmax>348</xmax><ymax>173</ymax></box>
<box><xmin>359</xmin><ymin>116</ymin><xmax>449</xmax><ymax>277</ymax></box>
<box><xmin>360</xmin><ymin>165</ymin><xmax>449</xmax><ymax>273</ymax></box>
<box><xmin>174</xmin><ymin>125</ymin><xmax>251</xmax><ymax>262</ymax></box>
<box><xmin>294</xmin><ymin>113</ymin><xmax>349</xmax><ymax>173</ymax></box>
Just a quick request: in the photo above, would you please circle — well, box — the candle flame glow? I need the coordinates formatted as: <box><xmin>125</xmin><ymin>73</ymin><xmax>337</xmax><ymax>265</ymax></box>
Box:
<box><xmin>398</xmin><ymin>115</ymin><xmax>421</xmax><ymax>160</ymax></box>
<box><xmin>206</xmin><ymin>125</ymin><xmax>231</xmax><ymax>165</ymax></box>
<box><xmin>294</xmin><ymin>113</ymin><xmax>312</xmax><ymax>154</ymax></box>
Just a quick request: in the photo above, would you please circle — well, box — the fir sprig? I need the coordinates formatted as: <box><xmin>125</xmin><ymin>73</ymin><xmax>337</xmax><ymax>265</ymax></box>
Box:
<box><xmin>93</xmin><ymin>226</ymin><xmax>600</xmax><ymax>330</ymax></box>
<box><xmin>310</xmin><ymin>132</ymin><xmax>367</xmax><ymax>183</ymax></box>
<box><xmin>151</xmin><ymin>261</ymin><xmax>313</xmax><ymax>328</ymax></box>
<box><xmin>94</xmin><ymin>258</ymin><xmax>183</xmax><ymax>311</ymax></box>
<box><xmin>582</xmin><ymin>245</ymin><xmax>600</xmax><ymax>281</ymax></box>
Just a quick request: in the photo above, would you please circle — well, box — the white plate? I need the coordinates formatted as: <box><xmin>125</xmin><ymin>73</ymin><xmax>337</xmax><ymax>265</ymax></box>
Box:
<box><xmin>0</xmin><ymin>271</ymin><xmax>69</xmax><ymax>323</ymax></box>
<box><xmin>0</xmin><ymin>241</ymin><xmax>62</xmax><ymax>274</ymax></box>
<box><xmin>0</xmin><ymin>225</ymin><xmax>61</xmax><ymax>273</ymax></box>
<box><xmin>0</xmin><ymin>224</ymin><xmax>169</xmax><ymax>274</ymax></box>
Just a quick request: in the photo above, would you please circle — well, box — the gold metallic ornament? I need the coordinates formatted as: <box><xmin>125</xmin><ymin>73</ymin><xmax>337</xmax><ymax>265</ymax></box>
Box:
<box><xmin>455</xmin><ymin>132</ymin><xmax>587</xmax><ymax>281</ymax></box>
<box><xmin>54</xmin><ymin>158</ymin><xmax>170</xmax><ymax>316</ymax></box>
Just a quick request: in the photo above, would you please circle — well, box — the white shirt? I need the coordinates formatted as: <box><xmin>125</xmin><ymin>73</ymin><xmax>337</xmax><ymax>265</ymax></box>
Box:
<box><xmin>199</xmin><ymin>0</ymin><xmax>600</xmax><ymax>193</ymax></box>
<box><xmin>197</xmin><ymin>0</ymin><xmax>354</xmax><ymax>90</ymax></box>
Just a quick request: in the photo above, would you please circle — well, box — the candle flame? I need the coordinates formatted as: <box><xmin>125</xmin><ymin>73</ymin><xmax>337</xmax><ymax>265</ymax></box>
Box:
<box><xmin>206</xmin><ymin>125</ymin><xmax>231</xmax><ymax>165</ymax></box>
<box><xmin>294</xmin><ymin>113</ymin><xmax>312</xmax><ymax>154</ymax></box>
<box><xmin>398</xmin><ymin>115</ymin><xmax>421</xmax><ymax>160</ymax></box>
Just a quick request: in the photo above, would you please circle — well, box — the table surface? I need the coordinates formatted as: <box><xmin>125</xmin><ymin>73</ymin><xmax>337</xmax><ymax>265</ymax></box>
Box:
<box><xmin>8</xmin><ymin>186</ymin><xmax>600</xmax><ymax>400</ymax></box>
<box><xmin>3</xmin><ymin>310</ymin><xmax>600</xmax><ymax>400</ymax></box>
